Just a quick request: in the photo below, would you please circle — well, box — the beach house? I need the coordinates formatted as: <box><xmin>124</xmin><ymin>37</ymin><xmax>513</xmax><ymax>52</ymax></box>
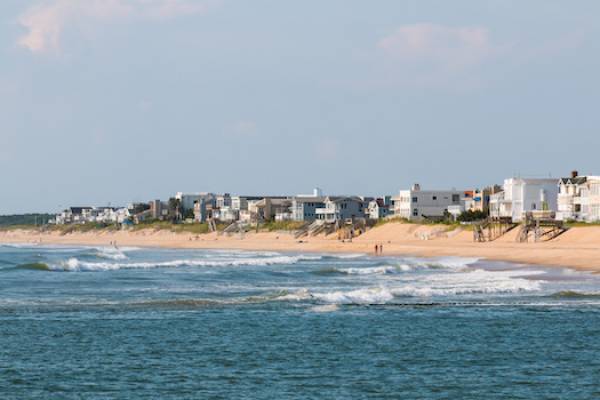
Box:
<box><xmin>366</xmin><ymin>198</ymin><xmax>391</xmax><ymax>220</ymax></box>
<box><xmin>290</xmin><ymin>195</ymin><xmax>326</xmax><ymax>221</ymax></box>
<box><xmin>556</xmin><ymin>171</ymin><xmax>600</xmax><ymax>222</ymax></box>
<box><xmin>392</xmin><ymin>185</ymin><xmax>462</xmax><ymax>221</ymax></box>
<box><xmin>55</xmin><ymin>207</ymin><xmax>93</xmax><ymax>224</ymax></box>
<box><xmin>489</xmin><ymin>177</ymin><xmax>559</xmax><ymax>222</ymax></box>
<box><xmin>315</xmin><ymin>196</ymin><xmax>365</xmax><ymax>223</ymax></box>
<box><xmin>176</xmin><ymin>193</ymin><xmax>217</xmax><ymax>213</ymax></box>
<box><xmin>250</xmin><ymin>198</ymin><xmax>292</xmax><ymax>221</ymax></box>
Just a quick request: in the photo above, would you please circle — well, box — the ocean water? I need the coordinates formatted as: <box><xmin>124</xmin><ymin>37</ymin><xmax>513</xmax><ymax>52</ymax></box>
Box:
<box><xmin>1</xmin><ymin>244</ymin><xmax>600</xmax><ymax>399</ymax></box>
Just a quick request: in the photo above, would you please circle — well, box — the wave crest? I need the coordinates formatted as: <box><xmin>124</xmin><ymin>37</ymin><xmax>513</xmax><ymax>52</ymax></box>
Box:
<box><xmin>51</xmin><ymin>255</ymin><xmax>321</xmax><ymax>272</ymax></box>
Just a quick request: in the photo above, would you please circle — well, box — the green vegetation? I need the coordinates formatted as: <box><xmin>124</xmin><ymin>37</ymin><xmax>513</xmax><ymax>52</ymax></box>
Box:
<box><xmin>131</xmin><ymin>220</ymin><xmax>236</xmax><ymax>234</ymax></box>
<box><xmin>0</xmin><ymin>214</ymin><xmax>53</xmax><ymax>226</ymax></box>
<box><xmin>259</xmin><ymin>221</ymin><xmax>306</xmax><ymax>232</ymax></box>
<box><xmin>374</xmin><ymin>217</ymin><xmax>410</xmax><ymax>227</ymax></box>
<box><xmin>564</xmin><ymin>220</ymin><xmax>600</xmax><ymax>228</ymax></box>
<box><xmin>183</xmin><ymin>209</ymin><xmax>195</xmax><ymax>220</ymax></box>
<box><xmin>130</xmin><ymin>203</ymin><xmax>150</xmax><ymax>214</ymax></box>
<box><xmin>456</xmin><ymin>210</ymin><xmax>488</xmax><ymax>222</ymax></box>
<box><xmin>50</xmin><ymin>223</ymin><xmax>121</xmax><ymax>234</ymax></box>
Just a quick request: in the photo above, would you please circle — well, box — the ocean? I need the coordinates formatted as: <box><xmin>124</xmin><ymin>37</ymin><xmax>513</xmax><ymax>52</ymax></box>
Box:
<box><xmin>1</xmin><ymin>244</ymin><xmax>600</xmax><ymax>399</ymax></box>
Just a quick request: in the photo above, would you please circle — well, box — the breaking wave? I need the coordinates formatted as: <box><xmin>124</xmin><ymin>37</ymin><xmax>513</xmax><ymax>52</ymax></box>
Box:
<box><xmin>49</xmin><ymin>254</ymin><xmax>323</xmax><ymax>272</ymax></box>
<box><xmin>93</xmin><ymin>247</ymin><xmax>128</xmax><ymax>260</ymax></box>
<box><xmin>313</xmin><ymin>287</ymin><xmax>395</xmax><ymax>304</ymax></box>
<box><xmin>336</xmin><ymin>266</ymin><xmax>398</xmax><ymax>275</ymax></box>
<box><xmin>317</xmin><ymin>257</ymin><xmax>480</xmax><ymax>276</ymax></box>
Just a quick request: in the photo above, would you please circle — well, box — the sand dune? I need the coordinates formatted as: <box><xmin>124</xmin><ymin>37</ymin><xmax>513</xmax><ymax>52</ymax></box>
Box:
<box><xmin>1</xmin><ymin>223</ymin><xmax>600</xmax><ymax>272</ymax></box>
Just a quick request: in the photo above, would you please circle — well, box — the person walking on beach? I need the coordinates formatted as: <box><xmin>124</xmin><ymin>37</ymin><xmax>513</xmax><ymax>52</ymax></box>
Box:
<box><xmin>379</xmin><ymin>243</ymin><xmax>383</xmax><ymax>255</ymax></box>
<box><xmin>374</xmin><ymin>244</ymin><xmax>379</xmax><ymax>255</ymax></box>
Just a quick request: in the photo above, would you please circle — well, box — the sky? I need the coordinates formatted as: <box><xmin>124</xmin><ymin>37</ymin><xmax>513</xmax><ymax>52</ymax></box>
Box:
<box><xmin>1</xmin><ymin>0</ymin><xmax>599</xmax><ymax>213</ymax></box>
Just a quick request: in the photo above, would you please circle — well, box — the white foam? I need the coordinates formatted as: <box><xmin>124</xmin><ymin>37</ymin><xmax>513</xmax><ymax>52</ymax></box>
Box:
<box><xmin>407</xmin><ymin>256</ymin><xmax>480</xmax><ymax>270</ymax></box>
<box><xmin>94</xmin><ymin>247</ymin><xmax>128</xmax><ymax>260</ymax></box>
<box><xmin>330</xmin><ymin>253</ymin><xmax>366</xmax><ymax>259</ymax></box>
<box><xmin>310</xmin><ymin>304</ymin><xmax>339</xmax><ymax>313</ymax></box>
<box><xmin>51</xmin><ymin>255</ymin><xmax>317</xmax><ymax>272</ymax></box>
<box><xmin>390</xmin><ymin>269</ymin><xmax>544</xmax><ymax>297</ymax></box>
<box><xmin>337</xmin><ymin>266</ymin><xmax>397</xmax><ymax>275</ymax></box>
<box><xmin>276</xmin><ymin>288</ymin><xmax>312</xmax><ymax>301</ymax></box>
<box><xmin>313</xmin><ymin>287</ymin><xmax>395</xmax><ymax>304</ymax></box>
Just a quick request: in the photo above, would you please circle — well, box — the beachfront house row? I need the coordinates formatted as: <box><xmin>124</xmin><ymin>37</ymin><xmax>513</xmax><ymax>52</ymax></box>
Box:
<box><xmin>315</xmin><ymin>196</ymin><xmax>365</xmax><ymax>223</ymax></box>
<box><xmin>556</xmin><ymin>171</ymin><xmax>600</xmax><ymax>222</ymax></box>
<box><xmin>489</xmin><ymin>178</ymin><xmax>559</xmax><ymax>222</ymax></box>
<box><xmin>392</xmin><ymin>184</ymin><xmax>462</xmax><ymax>221</ymax></box>
<box><xmin>55</xmin><ymin>206</ymin><xmax>130</xmax><ymax>225</ymax></box>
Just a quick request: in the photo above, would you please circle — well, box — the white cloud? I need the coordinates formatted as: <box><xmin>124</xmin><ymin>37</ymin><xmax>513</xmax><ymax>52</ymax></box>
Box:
<box><xmin>377</xmin><ymin>23</ymin><xmax>493</xmax><ymax>69</ymax></box>
<box><xmin>17</xmin><ymin>0</ymin><xmax>216</xmax><ymax>53</ymax></box>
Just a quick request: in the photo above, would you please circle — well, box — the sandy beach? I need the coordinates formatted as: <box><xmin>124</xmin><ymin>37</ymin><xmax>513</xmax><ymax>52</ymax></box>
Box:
<box><xmin>2</xmin><ymin>223</ymin><xmax>600</xmax><ymax>272</ymax></box>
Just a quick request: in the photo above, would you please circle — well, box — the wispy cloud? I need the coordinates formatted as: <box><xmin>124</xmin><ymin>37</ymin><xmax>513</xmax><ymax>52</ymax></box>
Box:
<box><xmin>18</xmin><ymin>0</ymin><xmax>217</xmax><ymax>53</ymax></box>
<box><xmin>377</xmin><ymin>23</ymin><xmax>493</xmax><ymax>70</ymax></box>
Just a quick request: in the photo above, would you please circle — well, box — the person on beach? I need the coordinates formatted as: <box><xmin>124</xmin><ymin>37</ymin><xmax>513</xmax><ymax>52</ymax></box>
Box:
<box><xmin>379</xmin><ymin>243</ymin><xmax>383</xmax><ymax>255</ymax></box>
<box><xmin>374</xmin><ymin>244</ymin><xmax>379</xmax><ymax>255</ymax></box>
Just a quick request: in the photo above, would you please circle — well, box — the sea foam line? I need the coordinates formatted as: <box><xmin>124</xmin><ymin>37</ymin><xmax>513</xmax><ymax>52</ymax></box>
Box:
<box><xmin>51</xmin><ymin>254</ymin><xmax>322</xmax><ymax>271</ymax></box>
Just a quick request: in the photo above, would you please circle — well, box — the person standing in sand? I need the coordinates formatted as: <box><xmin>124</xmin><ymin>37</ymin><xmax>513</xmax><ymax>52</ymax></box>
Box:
<box><xmin>374</xmin><ymin>244</ymin><xmax>379</xmax><ymax>255</ymax></box>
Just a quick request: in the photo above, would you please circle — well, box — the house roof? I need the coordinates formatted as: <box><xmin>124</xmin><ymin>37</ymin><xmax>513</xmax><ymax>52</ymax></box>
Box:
<box><xmin>560</xmin><ymin>177</ymin><xmax>587</xmax><ymax>185</ymax></box>
<box><xmin>325</xmin><ymin>196</ymin><xmax>363</xmax><ymax>203</ymax></box>
<box><xmin>292</xmin><ymin>196</ymin><xmax>326</xmax><ymax>203</ymax></box>
<box><xmin>69</xmin><ymin>207</ymin><xmax>93</xmax><ymax>214</ymax></box>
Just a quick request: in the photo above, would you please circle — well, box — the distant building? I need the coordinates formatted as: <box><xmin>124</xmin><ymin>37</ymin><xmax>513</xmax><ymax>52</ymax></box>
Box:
<box><xmin>290</xmin><ymin>196</ymin><xmax>326</xmax><ymax>221</ymax></box>
<box><xmin>557</xmin><ymin>171</ymin><xmax>600</xmax><ymax>222</ymax></box>
<box><xmin>252</xmin><ymin>198</ymin><xmax>292</xmax><ymax>221</ymax></box>
<box><xmin>193</xmin><ymin>196</ymin><xmax>217</xmax><ymax>223</ymax></box>
<box><xmin>216</xmin><ymin>193</ymin><xmax>232</xmax><ymax>209</ymax></box>
<box><xmin>149</xmin><ymin>200</ymin><xmax>169</xmax><ymax>220</ymax></box>
<box><xmin>489</xmin><ymin>177</ymin><xmax>558</xmax><ymax>222</ymax></box>
<box><xmin>366</xmin><ymin>198</ymin><xmax>391</xmax><ymax>220</ymax></box>
<box><xmin>55</xmin><ymin>207</ymin><xmax>93</xmax><ymax>224</ymax></box>
<box><xmin>55</xmin><ymin>206</ymin><xmax>129</xmax><ymax>225</ymax></box>
<box><xmin>212</xmin><ymin>206</ymin><xmax>239</xmax><ymax>222</ymax></box>
<box><xmin>392</xmin><ymin>184</ymin><xmax>462</xmax><ymax>221</ymax></box>
<box><xmin>315</xmin><ymin>196</ymin><xmax>365</xmax><ymax>223</ymax></box>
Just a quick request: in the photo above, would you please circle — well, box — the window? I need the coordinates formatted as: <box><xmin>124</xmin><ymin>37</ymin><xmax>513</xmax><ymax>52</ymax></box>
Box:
<box><xmin>452</xmin><ymin>194</ymin><xmax>460</xmax><ymax>203</ymax></box>
<box><xmin>432</xmin><ymin>196</ymin><xmax>437</xmax><ymax>201</ymax></box>
<box><xmin>412</xmin><ymin>197</ymin><xmax>418</xmax><ymax>203</ymax></box>
<box><xmin>413</xmin><ymin>208</ymin><xmax>419</xmax><ymax>217</ymax></box>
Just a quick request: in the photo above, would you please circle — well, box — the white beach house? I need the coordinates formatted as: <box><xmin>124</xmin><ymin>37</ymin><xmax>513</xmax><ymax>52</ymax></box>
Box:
<box><xmin>557</xmin><ymin>171</ymin><xmax>600</xmax><ymax>222</ymax></box>
<box><xmin>392</xmin><ymin>184</ymin><xmax>462</xmax><ymax>221</ymax></box>
<box><xmin>489</xmin><ymin>178</ymin><xmax>558</xmax><ymax>222</ymax></box>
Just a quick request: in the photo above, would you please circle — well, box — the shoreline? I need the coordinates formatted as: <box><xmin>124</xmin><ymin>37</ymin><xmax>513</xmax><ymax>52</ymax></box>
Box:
<box><xmin>1</xmin><ymin>224</ymin><xmax>600</xmax><ymax>272</ymax></box>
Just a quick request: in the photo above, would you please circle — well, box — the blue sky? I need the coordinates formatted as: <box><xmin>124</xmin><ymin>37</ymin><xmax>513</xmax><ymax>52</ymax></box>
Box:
<box><xmin>1</xmin><ymin>0</ymin><xmax>599</xmax><ymax>213</ymax></box>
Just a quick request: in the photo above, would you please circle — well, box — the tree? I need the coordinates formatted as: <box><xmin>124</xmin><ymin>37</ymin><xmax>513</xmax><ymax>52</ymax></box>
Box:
<box><xmin>457</xmin><ymin>209</ymin><xmax>488</xmax><ymax>222</ymax></box>
<box><xmin>168</xmin><ymin>198</ymin><xmax>182</xmax><ymax>222</ymax></box>
<box><xmin>130</xmin><ymin>203</ymin><xmax>150</xmax><ymax>215</ymax></box>
<box><xmin>183</xmin><ymin>208</ymin><xmax>195</xmax><ymax>220</ymax></box>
